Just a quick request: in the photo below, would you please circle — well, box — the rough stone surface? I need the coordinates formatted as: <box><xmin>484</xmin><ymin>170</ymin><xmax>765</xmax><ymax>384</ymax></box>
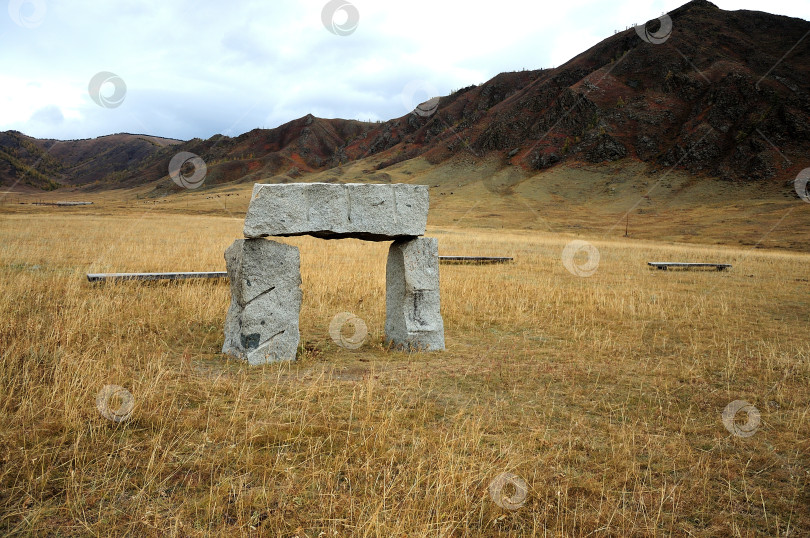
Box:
<box><xmin>385</xmin><ymin>237</ymin><xmax>445</xmax><ymax>351</ymax></box>
<box><xmin>222</xmin><ymin>238</ymin><xmax>302</xmax><ymax>364</ymax></box>
<box><xmin>243</xmin><ymin>183</ymin><xmax>428</xmax><ymax>241</ymax></box>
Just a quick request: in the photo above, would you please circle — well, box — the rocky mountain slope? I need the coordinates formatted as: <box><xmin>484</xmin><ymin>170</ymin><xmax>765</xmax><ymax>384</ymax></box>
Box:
<box><xmin>2</xmin><ymin>0</ymin><xmax>808</xmax><ymax>193</ymax></box>
<box><xmin>0</xmin><ymin>116</ymin><xmax>370</xmax><ymax>191</ymax></box>
<box><xmin>343</xmin><ymin>0</ymin><xmax>809</xmax><ymax>183</ymax></box>
<box><xmin>0</xmin><ymin>131</ymin><xmax>184</xmax><ymax>190</ymax></box>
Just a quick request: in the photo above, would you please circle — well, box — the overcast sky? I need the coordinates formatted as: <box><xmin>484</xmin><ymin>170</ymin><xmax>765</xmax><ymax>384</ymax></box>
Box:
<box><xmin>1</xmin><ymin>0</ymin><xmax>808</xmax><ymax>141</ymax></box>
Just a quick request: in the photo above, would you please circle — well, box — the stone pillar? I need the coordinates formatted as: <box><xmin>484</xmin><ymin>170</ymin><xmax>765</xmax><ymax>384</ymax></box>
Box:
<box><xmin>222</xmin><ymin>238</ymin><xmax>302</xmax><ymax>364</ymax></box>
<box><xmin>385</xmin><ymin>237</ymin><xmax>445</xmax><ymax>351</ymax></box>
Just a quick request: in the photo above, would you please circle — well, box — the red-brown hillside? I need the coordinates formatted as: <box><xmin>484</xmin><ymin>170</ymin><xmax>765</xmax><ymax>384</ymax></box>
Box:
<box><xmin>0</xmin><ymin>116</ymin><xmax>371</xmax><ymax>191</ymax></box>
<box><xmin>0</xmin><ymin>131</ymin><xmax>183</xmax><ymax>191</ymax></box>
<box><xmin>347</xmin><ymin>0</ymin><xmax>810</xmax><ymax>183</ymax></box>
<box><xmin>2</xmin><ymin>0</ymin><xmax>808</xmax><ymax>192</ymax></box>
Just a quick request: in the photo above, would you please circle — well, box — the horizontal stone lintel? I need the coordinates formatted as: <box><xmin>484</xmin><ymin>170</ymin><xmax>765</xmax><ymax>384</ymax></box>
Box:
<box><xmin>243</xmin><ymin>182</ymin><xmax>428</xmax><ymax>241</ymax></box>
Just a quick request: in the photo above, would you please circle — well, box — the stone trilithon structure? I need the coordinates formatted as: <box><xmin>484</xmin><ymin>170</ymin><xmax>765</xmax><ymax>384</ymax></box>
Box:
<box><xmin>223</xmin><ymin>183</ymin><xmax>444</xmax><ymax>363</ymax></box>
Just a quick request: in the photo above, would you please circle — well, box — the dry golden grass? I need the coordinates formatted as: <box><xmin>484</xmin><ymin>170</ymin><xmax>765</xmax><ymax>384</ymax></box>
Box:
<box><xmin>1</xmin><ymin>207</ymin><xmax>809</xmax><ymax>536</ymax></box>
<box><xmin>8</xmin><ymin>157</ymin><xmax>810</xmax><ymax>254</ymax></box>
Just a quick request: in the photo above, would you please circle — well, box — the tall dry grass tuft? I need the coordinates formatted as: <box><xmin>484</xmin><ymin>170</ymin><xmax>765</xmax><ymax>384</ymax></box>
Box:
<box><xmin>1</xmin><ymin>212</ymin><xmax>808</xmax><ymax>536</ymax></box>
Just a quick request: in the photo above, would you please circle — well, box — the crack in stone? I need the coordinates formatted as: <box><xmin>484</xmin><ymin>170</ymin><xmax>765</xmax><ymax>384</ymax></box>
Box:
<box><xmin>253</xmin><ymin>329</ymin><xmax>286</xmax><ymax>355</ymax></box>
<box><xmin>392</xmin><ymin>185</ymin><xmax>400</xmax><ymax>229</ymax></box>
<box><xmin>346</xmin><ymin>184</ymin><xmax>352</xmax><ymax>223</ymax></box>
<box><xmin>245</xmin><ymin>286</ymin><xmax>275</xmax><ymax>306</ymax></box>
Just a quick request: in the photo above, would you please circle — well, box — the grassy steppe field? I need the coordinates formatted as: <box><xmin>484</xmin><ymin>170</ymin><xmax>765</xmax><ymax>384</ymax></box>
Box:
<box><xmin>0</xmin><ymin>203</ymin><xmax>808</xmax><ymax>536</ymax></box>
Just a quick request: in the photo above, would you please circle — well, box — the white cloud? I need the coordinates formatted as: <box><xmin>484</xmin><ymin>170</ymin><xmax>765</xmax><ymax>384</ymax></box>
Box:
<box><xmin>29</xmin><ymin>104</ymin><xmax>64</xmax><ymax>125</ymax></box>
<box><xmin>0</xmin><ymin>0</ymin><xmax>807</xmax><ymax>140</ymax></box>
